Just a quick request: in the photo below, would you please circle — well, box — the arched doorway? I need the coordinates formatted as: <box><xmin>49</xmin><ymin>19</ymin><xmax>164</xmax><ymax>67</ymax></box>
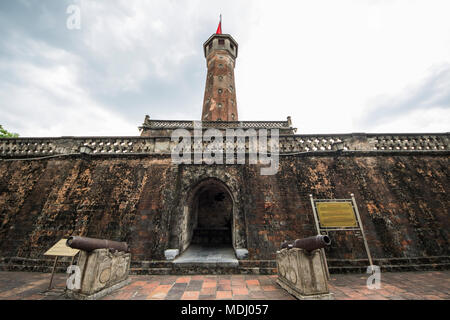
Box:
<box><xmin>191</xmin><ymin>182</ymin><xmax>233</xmax><ymax>246</ymax></box>
<box><xmin>173</xmin><ymin>178</ymin><xmax>241</xmax><ymax>265</ymax></box>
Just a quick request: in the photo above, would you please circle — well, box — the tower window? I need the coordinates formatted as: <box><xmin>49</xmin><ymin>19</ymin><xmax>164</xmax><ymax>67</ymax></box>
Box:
<box><xmin>230</xmin><ymin>44</ymin><xmax>235</xmax><ymax>51</ymax></box>
<box><xmin>218</xmin><ymin>103</ymin><xmax>222</xmax><ymax>108</ymax></box>
<box><xmin>218</xmin><ymin>89</ymin><xmax>223</xmax><ymax>94</ymax></box>
<box><xmin>218</xmin><ymin>39</ymin><xmax>225</xmax><ymax>46</ymax></box>
<box><xmin>218</xmin><ymin>64</ymin><xmax>223</xmax><ymax>68</ymax></box>
<box><xmin>231</xmin><ymin>113</ymin><xmax>235</xmax><ymax>120</ymax></box>
<box><xmin>229</xmin><ymin>85</ymin><xmax>234</xmax><ymax>92</ymax></box>
<box><xmin>208</xmin><ymin>43</ymin><xmax>213</xmax><ymax>50</ymax></box>
<box><xmin>218</xmin><ymin>76</ymin><xmax>223</xmax><ymax>81</ymax></box>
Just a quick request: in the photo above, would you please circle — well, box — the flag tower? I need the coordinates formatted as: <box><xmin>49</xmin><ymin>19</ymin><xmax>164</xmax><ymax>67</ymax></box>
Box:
<box><xmin>201</xmin><ymin>16</ymin><xmax>239</xmax><ymax>121</ymax></box>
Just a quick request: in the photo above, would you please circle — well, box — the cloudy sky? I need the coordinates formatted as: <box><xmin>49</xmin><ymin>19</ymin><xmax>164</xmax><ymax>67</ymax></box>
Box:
<box><xmin>0</xmin><ymin>0</ymin><xmax>449</xmax><ymax>137</ymax></box>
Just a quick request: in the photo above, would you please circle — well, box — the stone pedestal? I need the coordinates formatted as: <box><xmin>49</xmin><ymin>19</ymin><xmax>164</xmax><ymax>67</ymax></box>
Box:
<box><xmin>164</xmin><ymin>249</ymin><xmax>180</xmax><ymax>260</ymax></box>
<box><xmin>276</xmin><ymin>248</ymin><xmax>334</xmax><ymax>300</ymax></box>
<box><xmin>66</xmin><ymin>248</ymin><xmax>131</xmax><ymax>300</ymax></box>
<box><xmin>235</xmin><ymin>248</ymin><xmax>248</xmax><ymax>260</ymax></box>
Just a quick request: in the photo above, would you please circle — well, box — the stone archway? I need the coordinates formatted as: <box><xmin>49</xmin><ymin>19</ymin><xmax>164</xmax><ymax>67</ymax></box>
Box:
<box><xmin>181</xmin><ymin>178</ymin><xmax>235</xmax><ymax>251</ymax></box>
<box><xmin>168</xmin><ymin>177</ymin><xmax>246</xmax><ymax>259</ymax></box>
<box><xmin>166</xmin><ymin>174</ymin><xmax>248</xmax><ymax>262</ymax></box>
<box><xmin>190</xmin><ymin>181</ymin><xmax>233</xmax><ymax>246</ymax></box>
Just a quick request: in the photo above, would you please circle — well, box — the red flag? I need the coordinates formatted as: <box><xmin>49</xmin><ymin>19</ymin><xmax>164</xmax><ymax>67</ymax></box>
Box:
<box><xmin>216</xmin><ymin>15</ymin><xmax>222</xmax><ymax>34</ymax></box>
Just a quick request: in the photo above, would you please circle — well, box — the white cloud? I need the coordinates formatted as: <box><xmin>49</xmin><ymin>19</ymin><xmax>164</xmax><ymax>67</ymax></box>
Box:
<box><xmin>0</xmin><ymin>0</ymin><xmax>449</xmax><ymax>136</ymax></box>
<box><xmin>236</xmin><ymin>0</ymin><xmax>450</xmax><ymax>133</ymax></box>
<box><xmin>0</xmin><ymin>39</ymin><xmax>136</xmax><ymax>136</ymax></box>
<box><xmin>366</xmin><ymin>107</ymin><xmax>450</xmax><ymax>133</ymax></box>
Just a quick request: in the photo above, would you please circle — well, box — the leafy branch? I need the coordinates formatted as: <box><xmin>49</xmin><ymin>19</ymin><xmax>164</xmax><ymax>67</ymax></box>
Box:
<box><xmin>0</xmin><ymin>125</ymin><xmax>19</xmax><ymax>138</ymax></box>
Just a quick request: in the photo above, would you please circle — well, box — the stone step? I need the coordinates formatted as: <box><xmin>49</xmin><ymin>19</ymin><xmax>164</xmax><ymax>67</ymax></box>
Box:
<box><xmin>171</xmin><ymin>266</ymin><xmax>240</xmax><ymax>275</ymax></box>
<box><xmin>327</xmin><ymin>256</ymin><xmax>450</xmax><ymax>267</ymax></box>
<box><xmin>329</xmin><ymin>263</ymin><xmax>450</xmax><ymax>274</ymax></box>
<box><xmin>3</xmin><ymin>256</ymin><xmax>450</xmax><ymax>275</ymax></box>
<box><xmin>129</xmin><ymin>266</ymin><xmax>276</xmax><ymax>275</ymax></box>
<box><xmin>130</xmin><ymin>268</ymin><xmax>172</xmax><ymax>275</ymax></box>
<box><xmin>130</xmin><ymin>261</ymin><xmax>172</xmax><ymax>268</ymax></box>
<box><xmin>238</xmin><ymin>260</ymin><xmax>277</xmax><ymax>268</ymax></box>
<box><xmin>0</xmin><ymin>264</ymin><xmax>67</xmax><ymax>273</ymax></box>
<box><xmin>238</xmin><ymin>267</ymin><xmax>277</xmax><ymax>275</ymax></box>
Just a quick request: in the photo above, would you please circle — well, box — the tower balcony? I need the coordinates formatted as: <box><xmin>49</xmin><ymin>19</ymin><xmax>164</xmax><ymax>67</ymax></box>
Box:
<box><xmin>203</xmin><ymin>34</ymin><xmax>238</xmax><ymax>59</ymax></box>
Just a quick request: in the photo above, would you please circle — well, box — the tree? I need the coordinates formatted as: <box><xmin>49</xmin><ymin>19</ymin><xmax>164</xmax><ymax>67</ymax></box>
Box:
<box><xmin>0</xmin><ymin>125</ymin><xmax>19</xmax><ymax>138</ymax></box>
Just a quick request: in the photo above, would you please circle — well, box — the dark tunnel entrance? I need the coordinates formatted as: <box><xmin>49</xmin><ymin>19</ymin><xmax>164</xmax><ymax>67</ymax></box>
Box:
<box><xmin>190</xmin><ymin>183</ymin><xmax>233</xmax><ymax>246</ymax></box>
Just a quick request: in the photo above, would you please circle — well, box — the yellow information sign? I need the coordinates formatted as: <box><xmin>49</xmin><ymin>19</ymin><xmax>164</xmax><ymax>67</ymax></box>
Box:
<box><xmin>316</xmin><ymin>202</ymin><xmax>357</xmax><ymax>227</ymax></box>
<box><xmin>44</xmin><ymin>239</ymin><xmax>79</xmax><ymax>257</ymax></box>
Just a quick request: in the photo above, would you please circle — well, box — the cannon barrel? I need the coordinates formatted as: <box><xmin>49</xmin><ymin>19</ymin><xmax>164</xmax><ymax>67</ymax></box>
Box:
<box><xmin>281</xmin><ymin>242</ymin><xmax>294</xmax><ymax>250</ymax></box>
<box><xmin>281</xmin><ymin>241</ymin><xmax>290</xmax><ymax>249</ymax></box>
<box><xmin>292</xmin><ymin>235</ymin><xmax>331</xmax><ymax>251</ymax></box>
<box><xmin>66</xmin><ymin>236</ymin><xmax>129</xmax><ymax>252</ymax></box>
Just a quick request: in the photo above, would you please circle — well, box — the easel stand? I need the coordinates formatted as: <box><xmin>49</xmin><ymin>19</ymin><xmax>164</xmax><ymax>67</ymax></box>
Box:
<box><xmin>310</xmin><ymin>193</ymin><xmax>375</xmax><ymax>277</ymax></box>
<box><xmin>41</xmin><ymin>239</ymin><xmax>80</xmax><ymax>295</ymax></box>
<box><xmin>48</xmin><ymin>256</ymin><xmax>59</xmax><ymax>291</ymax></box>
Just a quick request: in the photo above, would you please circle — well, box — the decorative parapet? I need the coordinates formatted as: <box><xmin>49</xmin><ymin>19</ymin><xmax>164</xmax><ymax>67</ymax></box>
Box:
<box><xmin>368</xmin><ymin>134</ymin><xmax>449</xmax><ymax>151</ymax></box>
<box><xmin>280</xmin><ymin>133</ymin><xmax>449</xmax><ymax>153</ymax></box>
<box><xmin>139</xmin><ymin>118</ymin><xmax>293</xmax><ymax>130</ymax></box>
<box><xmin>0</xmin><ymin>133</ymin><xmax>448</xmax><ymax>159</ymax></box>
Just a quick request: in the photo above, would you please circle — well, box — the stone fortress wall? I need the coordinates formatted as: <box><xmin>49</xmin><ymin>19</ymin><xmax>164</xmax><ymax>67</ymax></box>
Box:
<box><xmin>0</xmin><ymin>131</ymin><xmax>448</xmax><ymax>274</ymax></box>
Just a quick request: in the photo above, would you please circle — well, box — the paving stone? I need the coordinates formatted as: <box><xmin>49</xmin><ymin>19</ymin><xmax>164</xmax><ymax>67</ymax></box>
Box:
<box><xmin>165</xmin><ymin>291</ymin><xmax>184</xmax><ymax>300</ymax></box>
<box><xmin>246</xmin><ymin>279</ymin><xmax>260</xmax><ymax>286</ymax></box>
<box><xmin>216</xmin><ymin>290</ymin><xmax>233</xmax><ymax>299</ymax></box>
<box><xmin>171</xmin><ymin>283</ymin><xmax>188</xmax><ymax>290</ymax></box>
<box><xmin>181</xmin><ymin>291</ymin><xmax>199</xmax><ymax>300</ymax></box>
<box><xmin>0</xmin><ymin>271</ymin><xmax>449</xmax><ymax>300</ymax></box>
<box><xmin>217</xmin><ymin>284</ymin><xmax>231</xmax><ymax>291</ymax></box>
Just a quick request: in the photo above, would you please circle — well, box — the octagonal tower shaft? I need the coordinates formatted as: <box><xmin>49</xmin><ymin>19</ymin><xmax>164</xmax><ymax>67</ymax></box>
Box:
<box><xmin>201</xmin><ymin>34</ymin><xmax>239</xmax><ymax>121</ymax></box>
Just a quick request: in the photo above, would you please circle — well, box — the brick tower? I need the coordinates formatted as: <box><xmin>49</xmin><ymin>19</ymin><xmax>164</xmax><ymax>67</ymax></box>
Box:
<box><xmin>201</xmin><ymin>21</ymin><xmax>239</xmax><ymax>121</ymax></box>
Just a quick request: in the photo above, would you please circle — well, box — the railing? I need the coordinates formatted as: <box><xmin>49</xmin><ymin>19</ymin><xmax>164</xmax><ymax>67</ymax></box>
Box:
<box><xmin>370</xmin><ymin>134</ymin><xmax>449</xmax><ymax>151</ymax></box>
<box><xmin>140</xmin><ymin>119</ymin><xmax>291</xmax><ymax>129</ymax></box>
<box><xmin>0</xmin><ymin>133</ymin><xmax>448</xmax><ymax>158</ymax></box>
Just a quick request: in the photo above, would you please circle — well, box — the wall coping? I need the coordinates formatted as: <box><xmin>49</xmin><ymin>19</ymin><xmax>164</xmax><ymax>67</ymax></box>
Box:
<box><xmin>1</xmin><ymin>132</ymin><xmax>448</xmax><ymax>159</ymax></box>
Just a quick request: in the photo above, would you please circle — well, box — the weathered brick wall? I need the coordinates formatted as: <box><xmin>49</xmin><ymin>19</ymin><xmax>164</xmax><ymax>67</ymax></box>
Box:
<box><xmin>0</xmin><ymin>157</ymin><xmax>174</xmax><ymax>262</ymax></box>
<box><xmin>0</xmin><ymin>153</ymin><xmax>448</xmax><ymax>268</ymax></box>
<box><xmin>242</xmin><ymin>155</ymin><xmax>449</xmax><ymax>262</ymax></box>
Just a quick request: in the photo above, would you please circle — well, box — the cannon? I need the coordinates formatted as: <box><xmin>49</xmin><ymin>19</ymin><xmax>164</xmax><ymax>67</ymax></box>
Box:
<box><xmin>281</xmin><ymin>235</ymin><xmax>331</xmax><ymax>252</ymax></box>
<box><xmin>66</xmin><ymin>236</ymin><xmax>129</xmax><ymax>253</ymax></box>
<box><xmin>65</xmin><ymin>236</ymin><xmax>131</xmax><ymax>299</ymax></box>
<box><xmin>293</xmin><ymin>235</ymin><xmax>331</xmax><ymax>251</ymax></box>
<box><xmin>281</xmin><ymin>241</ymin><xmax>293</xmax><ymax>250</ymax></box>
<box><xmin>276</xmin><ymin>235</ymin><xmax>333</xmax><ymax>299</ymax></box>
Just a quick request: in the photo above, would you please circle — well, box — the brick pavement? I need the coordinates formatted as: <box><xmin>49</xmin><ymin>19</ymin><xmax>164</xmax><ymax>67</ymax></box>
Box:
<box><xmin>0</xmin><ymin>271</ymin><xmax>448</xmax><ymax>300</ymax></box>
